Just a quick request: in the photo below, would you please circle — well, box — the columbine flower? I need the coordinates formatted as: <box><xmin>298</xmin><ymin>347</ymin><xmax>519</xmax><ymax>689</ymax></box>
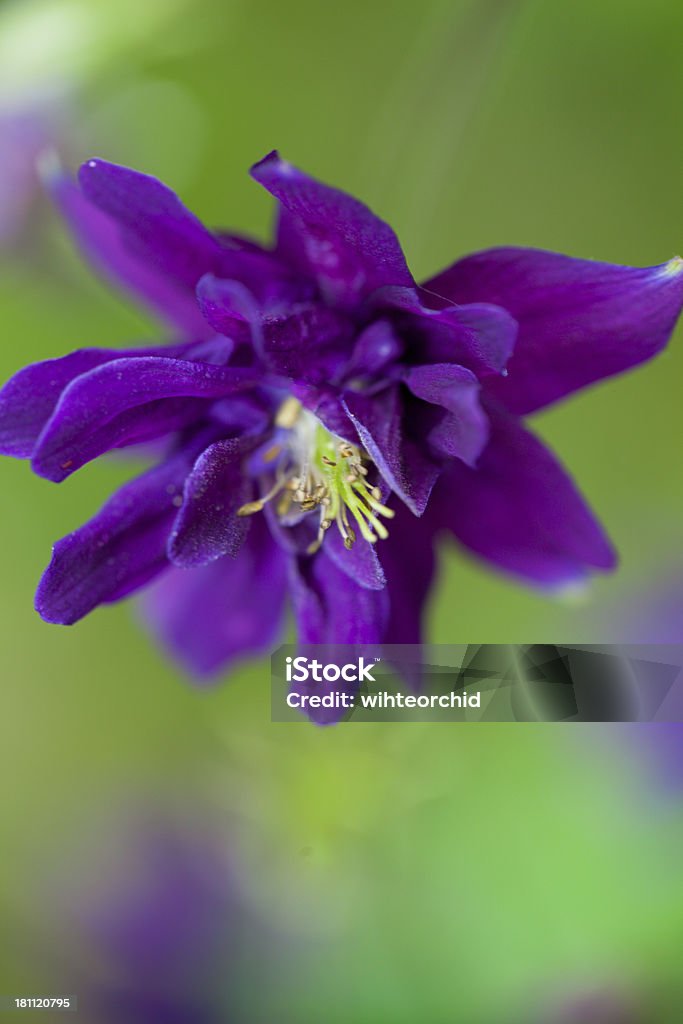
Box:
<box><xmin>1</xmin><ymin>152</ymin><xmax>682</xmax><ymax>684</ymax></box>
<box><xmin>40</xmin><ymin>801</ymin><xmax>260</xmax><ymax>1023</ymax></box>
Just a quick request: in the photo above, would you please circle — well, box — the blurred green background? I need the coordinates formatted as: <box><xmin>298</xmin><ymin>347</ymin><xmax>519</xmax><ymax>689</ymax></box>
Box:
<box><xmin>1</xmin><ymin>0</ymin><xmax>683</xmax><ymax>1020</ymax></box>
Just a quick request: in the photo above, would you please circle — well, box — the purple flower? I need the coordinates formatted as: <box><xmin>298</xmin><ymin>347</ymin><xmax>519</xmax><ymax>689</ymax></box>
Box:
<box><xmin>1</xmin><ymin>152</ymin><xmax>682</xmax><ymax>687</ymax></box>
<box><xmin>0</xmin><ymin>110</ymin><xmax>55</xmax><ymax>249</ymax></box>
<box><xmin>546</xmin><ymin>989</ymin><xmax>642</xmax><ymax>1023</ymax></box>
<box><xmin>41</xmin><ymin>804</ymin><xmax>257</xmax><ymax>1023</ymax></box>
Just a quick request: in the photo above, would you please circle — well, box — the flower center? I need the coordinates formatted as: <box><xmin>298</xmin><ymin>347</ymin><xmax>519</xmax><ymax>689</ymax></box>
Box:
<box><xmin>237</xmin><ymin>397</ymin><xmax>394</xmax><ymax>554</ymax></box>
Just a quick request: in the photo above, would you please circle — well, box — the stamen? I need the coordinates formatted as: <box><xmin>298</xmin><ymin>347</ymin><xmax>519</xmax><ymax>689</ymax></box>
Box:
<box><xmin>237</xmin><ymin>499</ymin><xmax>266</xmax><ymax>517</ymax></box>
<box><xmin>242</xmin><ymin>397</ymin><xmax>395</xmax><ymax>553</ymax></box>
<box><xmin>262</xmin><ymin>443</ymin><xmax>282</xmax><ymax>463</ymax></box>
<box><xmin>237</xmin><ymin>475</ymin><xmax>286</xmax><ymax>516</ymax></box>
<box><xmin>275</xmin><ymin>396</ymin><xmax>302</xmax><ymax>428</ymax></box>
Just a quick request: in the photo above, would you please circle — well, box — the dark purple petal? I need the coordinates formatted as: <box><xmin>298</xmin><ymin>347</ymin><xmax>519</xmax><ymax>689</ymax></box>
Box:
<box><xmin>344</xmin><ymin>318</ymin><xmax>404</xmax><ymax>381</ymax></box>
<box><xmin>432</xmin><ymin>405</ymin><xmax>617</xmax><ymax>588</ymax></box>
<box><xmin>251</xmin><ymin>151</ymin><xmax>413</xmax><ymax>308</ymax></box>
<box><xmin>290</xmin><ymin>551</ymin><xmax>389</xmax><ymax>644</ymax></box>
<box><xmin>381</xmin><ymin>499</ymin><xmax>437</xmax><ymax>644</ymax></box>
<box><xmin>288</xmin><ymin>553</ymin><xmax>389</xmax><ymax>724</ymax></box>
<box><xmin>32</xmin><ymin>357</ymin><xmax>260</xmax><ymax>482</ymax></box>
<box><xmin>78</xmin><ymin>159</ymin><xmax>314</xmax><ymax>314</ymax></box>
<box><xmin>343</xmin><ymin>386</ymin><xmax>442</xmax><ymax>516</ymax></box>
<box><xmin>143</xmin><ymin>516</ymin><xmax>287</xmax><ymax>677</ymax></box>
<box><xmin>195</xmin><ymin>275</ymin><xmax>257</xmax><ymax>346</ymax></box>
<box><xmin>215</xmin><ymin>232</ymin><xmax>314</xmax><ymax>309</ymax></box>
<box><xmin>198</xmin><ymin>275</ymin><xmax>354</xmax><ymax>382</ymax></box>
<box><xmin>208</xmin><ymin>393</ymin><xmax>273</xmax><ymax>436</ymax></box>
<box><xmin>0</xmin><ymin>347</ymin><xmax>129</xmax><ymax>458</ymax></box>
<box><xmin>51</xmin><ymin>174</ymin><xmax>214</xmax><ymax>336</ymax></box>
<box><xmin>425</xmin><ymin>247</ymin><xmax>683</xmax><ymax>414</ymax></box>
<box><xmin>291</xmin><ymin>384</ymin><xmax>356</xmax><ymax>439</ymax></box>
<box><xmin>0</xmin><ymin>339</ymin><xmax>224</xmax><ymax>459</ymax></box>
<box><xmin>260</xmin><ymin>304</ymin><xmax>353</xmax><ymax>383</ymax></box>
<box><xmin>167</xmin><ymin>438</ymin><xmax>258</xmax><ymax>568</ymax></box>
<box><xmin>404</xmin><ymin>363</ymin><xmax>489</xmax><ymax>465</ymax></box>
<box><xmin>263</xmin><ymin>501</ymin><xmax>318</xmax><ymax>555</ymax></box>
<box><xmin>78</xmin><ymin>159</ymin><xmax>227</xmax><ymax>293</ymax></box>
<box><xmin>373</xmin><ymin>285</ymin><xmax>517</xmax><ymax>376</ymax></box>
<box><xmin>324</xmin><ymin>529</ymin><xmax>387</xmax><ymax>591</ymax></box>
<box><xmin>35</xmin><ymin>441</ymin><xmax>207</xmax><ymax>624</ymax></box>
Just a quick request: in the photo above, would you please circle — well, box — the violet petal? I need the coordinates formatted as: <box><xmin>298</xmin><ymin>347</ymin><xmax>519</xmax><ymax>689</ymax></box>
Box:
<box><xmin>343</xmin><ymin>386</ymin><xmax>442</xmax><ymax>516</ymax></box>
<box><xmin>168</xmin><ymin>437</ymin><xmax>259</xmax><ymax>568</ymax></box>
<box><xmin>404</xmin><ymin>362</ymin><xmax>489</xmax><ymax>466</ymax></box>
<box><xmin>78</xmin><ymin>159</ymin><xmax>226</xmax><ymax>294</ymax></box>
<box><xmin>290</xmin><ymin>550</ymin><xmax>389</xmax><ymax>644</ymax></box>
<box><xmin>51</xmin><ymin>174</ymin><xmax>214</xmax><ymax>337</ymax></box>
<box><xmin>35</xmin><ymin>441</ymin><xmax>208</xmax><ymax>624</ymax></box>
<box><xmin>425</xmin><ymin>247</ymin><xmax>683</xmax><ymax>414</ymax></box>
<box><xmin>374</xmin><ymin>284</ymin><xmax>517</xmax><ymax>377</ymax></box>
<box><xmin>324</xmin><ymin>529</ymin><xmax>387</xmax><ymax>591</ymax></box>
<box><xmin>251</xmin><ymin>151</ymin><xmax>413</xmax><ymax>308</ymax></box>
<box><xmin>143</xmin><ymin>516</ymin><xmax>287</xmax><ymax>677</ymax></box>
<box><xmin>433</xmin><ymin>404</ymin><xmax>617</xmax><ymax>587</ymax></box>
<box><xmin>0</xmin><ymin>339</ymin><xmax>223</xmax><ymax>459</ymax></box>
<box><xmin>32</xmin><ymin>357</ymin><xmax>260</xmax><ymax>482</ymax></box>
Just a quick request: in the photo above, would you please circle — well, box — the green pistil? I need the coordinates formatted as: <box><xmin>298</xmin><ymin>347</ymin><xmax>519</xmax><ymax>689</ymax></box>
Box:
<box><xmin>237</xmin><ymin>401</ymin><xmax>395</xmax><ymax>555</ymax></box>
<box><xmin>311</xmin><ymin>424</ymin><xmax>394</xmax><ymax>548</ymax></box>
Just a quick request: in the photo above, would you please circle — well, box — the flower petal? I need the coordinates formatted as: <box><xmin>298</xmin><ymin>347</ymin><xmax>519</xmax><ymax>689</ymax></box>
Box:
<box><xmin>263</xmin><ymin>506</ymin><xmax>317</xmax><ymax>556</ymax></box>
<box><xmin>35</xmin><ymin>442</ymin><xmax>206</xmax><ymax>625</ymax></box>
<box><xmin>32</xmin><ymin>357</ymin><xmax>260</xmax><ymax>482</ymax></box>
<box><xmin>195</xmin><ymin>275</ymin><xmax>257</xmax><ymax>346</ymax></box>
<box><xmin>288</xmin><ymin>552</ymin><xmax>389</xmax><ymax>724</ymax></box>
<box><xmin>291</xmin><ymin>383</ymin><xmax>356</xmax><ymax>439</ymax></box>
<box><xmin>142</xmin><ymin>516</ymin><xmax>287</xmax><ymax>677</ymax></box>
<box><xmin>167</xmin><ymin>437</ymin><xmax>258</xmax><ymax>568</ymax></box>
<box><xmin>0</xmin><ymin>339</ymin><xmax>217</xmax><ymax>459</ymax></box>
<box><xmin>50</xmin><ymin>173</ymin><xmax>214</xmax><ymax>336</ymax></box>
<box><xmin>77</xmin><ymin>159</ymin><xmax>227</xmax><ymax>293</ymax></box>
<box><xmin>404</xmin><ymin>363</ymin><xmax>489</xmax><ymax>465</ymax></box>
<box><xmin>343</xmin><ymin>386</ymin><xmax>442</xmax><ymax>516</ymax></box>
<box><xmin>260</xmin><ymin>304</ymin><xmax>353</xmax><ymax>383</ymax></box>
<box><xmin>197</xmin><ymin>274</ymin><xmax>354</xmax><ymax>383</ymax></box>
<box><xmin>345</xmin><ymin>318</ymin><xmax>404</xmax><ymax>381</ymax></box>
<box><xmin>0</xmin><ymin>347</ymin><xmax>129</xmax><ymax>458</ymax></box>
<box><xmin>250</xmin><ymin>151</ymin><xmax>413</xmax><ymax>308</ymax></box>
<box><xmin>373</xmin><ymin>285</ymin><xmax>517</xmax><ymax>376</ymax></box>
<box><xmin>425</xmin><ymin>247</ymin><xmax>683</xmax><ymax>414</ymax></box>
<box><xmin>381</xmin><ymin>499</ymin><xmax>437</xmax><ymax>644</ymax></box>
<box><xmin>432</xmin><ymin>405</ymin><xmax>617</xmax><ymax>588</ymax></box>
<box><xmin>290</xmin><ymin>551</ymin><xmax>389</xmax><ymax>645</ymax></box>
<box><xmin>323</xmin><ymin>529</ymin><xmax>387</xmax><ymax>591</ymax></box>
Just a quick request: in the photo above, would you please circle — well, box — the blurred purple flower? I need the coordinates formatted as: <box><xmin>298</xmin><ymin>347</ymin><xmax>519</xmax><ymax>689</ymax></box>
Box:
<box><xmin>1</xmin><ymin>152</ymin><xmax>682</xmax><ymax>689</ymax></box>
<box><xmin>607</xmin><ymin>573</ymin><xmax>683</xmax><ymax>645</ymax></box>
<box><xmin>49</xmin><ymin>808</ymin><xmax>248</xmax><ymax>1024</ymax></box>
<box><xmin>548</xmin><ymin>989</ymin><xmax>642</xmax><ymax>1023</ymax></box>
<box><xmin>0</xmin><ymin>110</ymin><xmax>55</xmax><ymax>249</ymax></box>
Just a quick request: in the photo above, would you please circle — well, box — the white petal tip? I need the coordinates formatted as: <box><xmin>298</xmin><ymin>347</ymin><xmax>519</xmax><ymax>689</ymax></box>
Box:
<box><xmin>551</xmin><ymin>580</ymin><xmax>591</xmax><ymax>605</ymax></box>
<box><xmin>661</xmin><ymin>255</ymin><xmax>683</xmax><ymax>278</ymax></box>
